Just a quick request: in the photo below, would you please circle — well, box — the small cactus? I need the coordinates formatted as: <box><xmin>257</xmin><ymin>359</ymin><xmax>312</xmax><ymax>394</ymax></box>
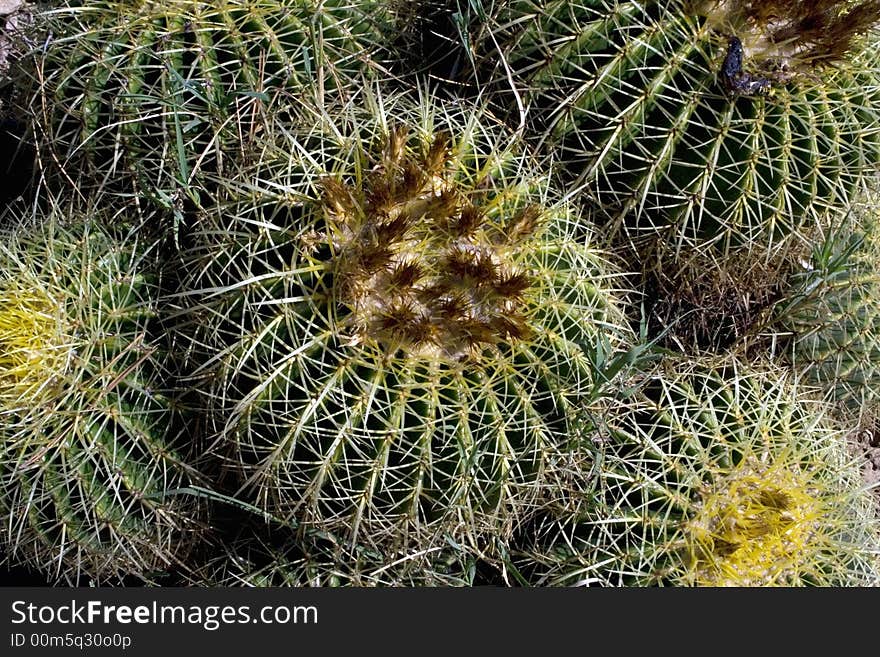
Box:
<box><xmin>632</xmin><ymin>231</ymin><xmax>794</xmax><ymax>352</ymax></box>
<box><xmin>0</xmin><ymin>212</ymin><xmax>202</xmax><ymax>584</ymax></box>
<box><xmin>519</xmin><ymin>358</ymin><xmax>880</xmax><ymax>586</ymax></box>
<box><xmin>479</xmin><ymin>0</ymin><xmax>880</xmax><ymax>256</ymax></box>
<box><xmin>172</xmin><ymin>88</ymin><xmax>634</xmax><ymax>554</ymax></box>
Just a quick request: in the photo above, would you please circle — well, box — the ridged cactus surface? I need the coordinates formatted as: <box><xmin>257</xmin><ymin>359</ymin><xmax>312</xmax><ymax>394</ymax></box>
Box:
<box><xmin>21</xmin><ymin>0</ymin><xmax>392</xmax><ymax>196</ymax></box>
<box><xmin>480</xmin><ymin>0</ymin><xmax>880</xmax><ymax>254</ymax></box>
<box><xmin>172</xmin><ymin>89</ymin><xmax>634</xmax><ymax>551</ymax></box>
<box><xmin>519</xmin><ymin>359</ymin><xmax>880</xmax><ymax>586</ymax></box>
<box><xmin>774</xmin><ymin>210</ymin><xmax>880</xmax><ymax>411</ymax></box>
<box><xmin>0</xmin><ymin>214</ymin><xmax>201</xmax><ymax>584</ymax></box>
<box><xmin>188</xmin><ymin>527</ymin><xmax>487</xmax><ymax>586</ymax></box>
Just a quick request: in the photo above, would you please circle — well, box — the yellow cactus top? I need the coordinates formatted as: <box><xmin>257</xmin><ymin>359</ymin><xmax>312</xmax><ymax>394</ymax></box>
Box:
<box><xmin>0</xmin><ymin>285</ymin><xmax>71</xmax><ymax>408</ymax></box>
<box><xmin>686</xmin><ymin>456</ymin><xmax>824</xmax><ymax>586</ymax></box>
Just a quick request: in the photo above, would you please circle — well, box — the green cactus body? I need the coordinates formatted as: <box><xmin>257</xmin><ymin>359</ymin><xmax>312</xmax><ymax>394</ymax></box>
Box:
<box><xmin>23</xmin><ymin>0</ymin><xmax>391</xmax><ymax>197</ymax></box>
<box><xmin>522</xmin><ymin>359</ymin><xmax>880</xmax><ymax>586</ymax></box>
<box><xmin>174</xmin><ymin>90</ymin><xmax>633</xmax><ymax>551</ymax></box>
<box><xmin>775</xmin><ymin>210</ymin><xmax>880</xmax><ymax>411</ymax></box>
<box><xmin>483</xmin><ymin>0</ymin><xmax>880</xmax><ymax>255</ymax></box>
<box><xmin>0</xmin><ymin>217</ymin><xmax>201</xmax><ymax>584</ymax></box>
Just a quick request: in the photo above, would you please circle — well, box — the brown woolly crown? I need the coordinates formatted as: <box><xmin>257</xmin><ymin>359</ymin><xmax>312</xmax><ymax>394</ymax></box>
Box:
<box><xmin>317</xmin><ymin>126</ymin><xmax>540</xmax><ymax>361</ymax></box>
<box><xmin>699</xmin><ymin>0</ymin><xmax>880</xmax><ymax>66</ymax></box>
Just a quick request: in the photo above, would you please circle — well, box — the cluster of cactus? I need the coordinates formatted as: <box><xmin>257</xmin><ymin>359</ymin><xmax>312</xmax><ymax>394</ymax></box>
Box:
<box><xmin>1</xmin><ymin>0</ymin><xmax>879</xmax><ymax>587</ymax></box>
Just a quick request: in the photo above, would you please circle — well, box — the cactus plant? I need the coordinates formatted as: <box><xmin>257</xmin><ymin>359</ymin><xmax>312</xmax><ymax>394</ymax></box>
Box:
<box><xmin>171</xmin><ymin>87</ymin><xmax>634</xmax><ymax>555</ymax></box>
<box><xmin>616</xmin><ymin>219</ymin><xmax>802</xmax><ymax>354</ymax></box>
<box><xmin>771</xmin><ymin>203</ymin><xmax>880</xmax><ymax>412</ymax></box>
<box><xmin>479</xmin><ymin>0</ymin><xmax>880</xmax><ymax>257</ymax></box>
<box><xmin>518</xmin><ymin>358</ymin><xmax>880</xmax><ymax>586</ymax></box>
<box><xmin>17</xmin><ymin>0</ymin><xmax>393</xmax><ymax>203</ymax></box>
<box><xmin>0</xmin><ymin>210</ymin><xmax>203</xmax><ymax>584</ymax></box>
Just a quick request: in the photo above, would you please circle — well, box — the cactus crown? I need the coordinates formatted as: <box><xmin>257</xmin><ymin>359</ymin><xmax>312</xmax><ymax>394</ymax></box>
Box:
<box><xmin>698</xmin><ymin>0</ymin><xmax>880</xmax><ymax>67</ymax></box>
<box><xmin>0</xmin><ymin>286</ymin><xmax>71</xmax><ymax>406</ymax></box>
<box><xmin>321</xmin><ymin>126</ymin><xmax>539</xmax><ymax>361</ymax></box>
<box><xmin>686</xmin><ymin>451</ymin><xmax>825</xmax><ymax>586</ymax></box>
